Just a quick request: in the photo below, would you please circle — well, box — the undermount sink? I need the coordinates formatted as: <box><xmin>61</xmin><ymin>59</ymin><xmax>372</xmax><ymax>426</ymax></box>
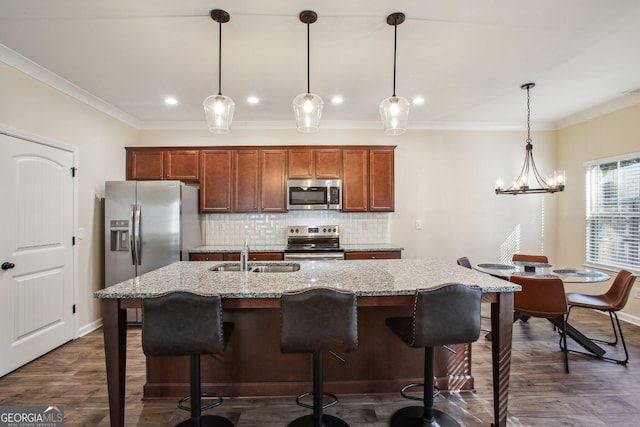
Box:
<box><xmin>209</xmin><ymin>263</ymin><xmax>300</xmax><ymax>273</ymax></box>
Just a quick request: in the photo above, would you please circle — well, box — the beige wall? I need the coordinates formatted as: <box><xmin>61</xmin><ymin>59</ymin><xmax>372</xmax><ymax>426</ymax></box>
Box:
<box><xmin>0</xmin><ymin>63</ymin><xmax>138</xmax><ymax>333</ymax></box>
<box><xmin>556</xmin><ymin>104</ymin><xmax>640</xmax><ymax>322</ymax></box>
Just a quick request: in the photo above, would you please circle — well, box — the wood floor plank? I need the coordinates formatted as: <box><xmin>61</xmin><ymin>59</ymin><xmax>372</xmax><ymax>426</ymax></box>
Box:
<box><xmin>1</xmin><ymin>309</ymin><xmax>639</xmax><ymax>426</ymax></box>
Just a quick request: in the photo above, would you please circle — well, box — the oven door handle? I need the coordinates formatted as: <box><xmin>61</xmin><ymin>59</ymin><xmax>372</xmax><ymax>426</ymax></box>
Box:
<box><xmin>284</xmin><ymin>253</ymin><xmax>344</xmax><ymax>261</ymax></box>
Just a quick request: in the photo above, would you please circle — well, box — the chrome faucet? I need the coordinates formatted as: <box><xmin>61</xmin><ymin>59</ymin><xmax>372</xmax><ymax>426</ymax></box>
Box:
<box><xmin>240</xmin><ymin>242</ymin><xmax>249</xmax><ymax>272</ymax></box>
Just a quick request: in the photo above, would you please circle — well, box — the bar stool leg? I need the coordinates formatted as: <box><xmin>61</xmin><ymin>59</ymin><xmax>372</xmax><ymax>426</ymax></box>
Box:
<box><xmin>288</xmin><ymin>352</ymin><xmax>349</xmax><ymax>427</ymax></box>
<box><xmin>390</xmin><ymin>347</ymin><xmax>461</xmax><ymax>427</ymax></box>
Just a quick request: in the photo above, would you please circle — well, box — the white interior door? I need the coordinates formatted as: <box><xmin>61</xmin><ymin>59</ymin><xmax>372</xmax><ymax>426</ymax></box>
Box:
<box><xmin>0</xmin><ymin>132</ymin><xmax>75</xmax><ymax>377</ymax></box>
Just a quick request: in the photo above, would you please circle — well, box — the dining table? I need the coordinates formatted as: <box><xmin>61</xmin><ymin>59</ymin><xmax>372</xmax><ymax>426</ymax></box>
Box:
<box><xmin>473</xmin><ymin>261</ymin><xmax>610</xmax><ymax>357</ymax></box>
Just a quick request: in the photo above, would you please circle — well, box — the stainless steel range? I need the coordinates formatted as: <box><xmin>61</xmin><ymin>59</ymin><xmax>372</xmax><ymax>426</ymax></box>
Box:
<box><xmin>284</xmin><ymin>225</ymin><xmax>344</xmax><ymax>261</ymax></box>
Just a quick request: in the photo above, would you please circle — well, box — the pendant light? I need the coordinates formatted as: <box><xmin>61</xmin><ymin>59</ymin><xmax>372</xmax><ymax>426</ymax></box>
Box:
<box><xmin>293</xmin><ymin>10</ymin><xmax>323</xmax><ymax>133</ymax></box>
<box><xmin>204</xmin><ymin>9</ymin><xmax>235</xmax><ymax>134</ymax></box>
<box><xmin>495</xmin><ymin>83</ymin><xmax>565</xmax><ymax>195</ymax></box>
<box><xmin>379</xmin><ymin>12</ymin><xmax>410</xmax><ymax>135</ymax></box>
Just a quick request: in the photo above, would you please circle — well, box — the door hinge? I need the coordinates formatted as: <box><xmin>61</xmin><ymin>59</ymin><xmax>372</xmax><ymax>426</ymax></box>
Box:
<box><xmin>70</xmin><ymin>167</ymin><xmax>77</xmax><ymax>177</ymax></box>
<box><xmin>72</xmin><ymin>236</ymin><xmax>76</xmax><ymax>245</ymax></box>
<box><xmin>72</xmin><ymin>304</ymin><xmax>76</xmax><ymax>314</ymax></box>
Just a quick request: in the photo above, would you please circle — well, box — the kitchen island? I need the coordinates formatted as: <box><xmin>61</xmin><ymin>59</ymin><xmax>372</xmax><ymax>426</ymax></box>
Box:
<box><xmin>95</xmin><ymin>259</ymin><xmax>518</xmax><ymax>427</ymax></box>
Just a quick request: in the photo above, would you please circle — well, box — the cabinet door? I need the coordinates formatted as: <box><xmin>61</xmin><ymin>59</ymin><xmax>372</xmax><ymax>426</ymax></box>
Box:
<box><xmin>287</xmin><ymin>148</ymin><xmax>313</xmax><ymax>179</ymax></box>
<box><xmin>200</xmin><ymin>150</ymin><xmax>232</xmax><ymax>213</ymax></box>
<box><xmin>344</xmin><ymin>251</ymin><xmax>401</xmax><ymax>260</ymax></box>
<box><xmin>261</xmin><ymin>149</ymin><xmax>287</xmax><ymax>212</ymax></box>
<box><xmin>165</xmin><ymin>150</ymin><xmax>199</xmax><ymax>181</ymax></box>
<box><xmin>342</xmin><ymin>149</ymin><xmax>368</xmax><ymax>212</ymax></box>
<box><xmin>314</xmin><ymin>149</ymin><xmax>342</xmax><ymax>179</ymax></box>
<box><xmin>127</xmin><ymin>150</ymin><xmax>164</xmax><ymax>180</ymax></box>
<box><xmin>234</xmin><ymin>150</ymin><xmax>259</xmax><ymax>212</ymax></box>
<box><xmin>369</xmin><ymin>149</ymin><xmax>395</xmax><ymax>212</ymax></box>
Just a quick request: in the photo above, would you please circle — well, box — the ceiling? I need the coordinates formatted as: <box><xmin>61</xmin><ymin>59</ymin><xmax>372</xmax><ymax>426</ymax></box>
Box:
<box><xmin>2</xmin><ymin>0</ymin><xmax>640</xmax><ymax>131</ymax></box>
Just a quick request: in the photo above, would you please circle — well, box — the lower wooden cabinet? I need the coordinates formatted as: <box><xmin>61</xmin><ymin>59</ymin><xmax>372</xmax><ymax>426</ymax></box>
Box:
<box><xmin>189</xmin><ymin>253</ymin><xmax>224</xmax><ymax>261</ymax></box>
<box><xmin>190</xmin><ymin>252</ymin><xmax>284</xmax><ymax>261</ymax></box>
<box><xmin>344</xmin><ymin>251</ymin><xmax>402</xmax><ymax>260</ymax></box>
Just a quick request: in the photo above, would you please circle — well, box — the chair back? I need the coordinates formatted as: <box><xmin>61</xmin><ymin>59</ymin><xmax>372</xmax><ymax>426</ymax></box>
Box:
<box><xmin>411</xmin><ymin>284</ymin><xmax>482</xmax><ymax>348</ymax></box>
<box><xmin>456</xmin><ymin>257</ymin><xmax>472</xmax><ymax>269</ymax></box>
<box><xmin>512</xmin><ymin>254</ymin><xmax>549</xmax><ymax>263</ymax></box>
<box><xmin>604</xmin><ymin>269</ymin><xmax>636</xmax><ymax>311</ymax></box>
<box><xmin>142</xmin><ymin>291</ymin><xmax>226</xmax><ymax>357</ymax></box>
<box><xmin>510</xmin><ymin>276</ymin><xmax>567</xmax><ymax>318</ymax></box>
<box><xmin>280</xmin><ymin>287</ymin><xmax>358</xmax><ymax>354</ymax></box>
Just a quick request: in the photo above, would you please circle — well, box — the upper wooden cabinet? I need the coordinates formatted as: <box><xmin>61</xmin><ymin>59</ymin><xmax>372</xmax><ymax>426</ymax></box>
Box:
<box><xmin>126</xmin><ymin>148</ymin><xmax>199</xmax><ymax>182</ymax></box>
<box><xmin>342</xmin><ymin>148</ymin><xmax>395</xmax><ymax>212</ymax></box>
<box><xmin>126</xmin><ymin>149</ymin><xmax>164</xmax><ymax>180</ymax></box>
<box><xmin>288</xmin><ymin>148</ymin><xmax>342</xmax><ymax>179</ymax></box>
<box><xmin>342</xmin><ymin>149</ymin><xmax>369</xmax><ymax>212</ymax></box>
<box><xmin>260</xmin><ymin>149</ymin><xmax>287</xmax><ymax>212</ymax></box>
<box><xmin>234</xmin><ymin>150</ymin><xmax>259</xmax><ymax>212</ymax></box>
<box><xmin>200</xmin><ymin>150</ymin><xmax>233</xmax><ymax>213</ymax></box>
<box><xmin>165</xmin><ymin>150</ymin><xmax>199</xmax><ymax>181</ymax></box>
<box><xmin>369</xmin><ymin>148</ymin><xmax>395</xmax><ymax>211</ymax></box>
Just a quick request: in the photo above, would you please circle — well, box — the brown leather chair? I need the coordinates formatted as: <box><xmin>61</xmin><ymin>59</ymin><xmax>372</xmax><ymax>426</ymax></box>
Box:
<box><xmin>142</xmin><ymin>292</ymin><xmax>234</xmax><ymax>427</ymax></box>
<box><xmin>509</xmin><ymin>275</ymin><xmax>569</xmax><ymax>373</ymax></box>
<box><xmin>280</xmin><ymin>287</ymin><xmax>358</xmax><ymax>427</ymax></box>
<box><xmin>385</xmin><ymin>284</ymin><xmax>482</xmax><ymax>427</ymax></box>
<box><xmin>512</xmin><ymin>253</ymin><xmax>549</xmax><ymax>263</ymax></box>
<box><xmin>456</xmin><ymin>256</ymin><xmax>472</xmax><ymax>269</ymax></box>
<box><xmin>564</xmin><ymin>269</ymin><xmax>636</xmax><ymax>364</ymax></box>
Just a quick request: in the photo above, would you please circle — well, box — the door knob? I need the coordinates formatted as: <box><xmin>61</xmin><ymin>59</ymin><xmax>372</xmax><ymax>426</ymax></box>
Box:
<box><xmin>2</xmin><ymin>262</ymin><xmax>15</xmax><ymax>270</ymax></box>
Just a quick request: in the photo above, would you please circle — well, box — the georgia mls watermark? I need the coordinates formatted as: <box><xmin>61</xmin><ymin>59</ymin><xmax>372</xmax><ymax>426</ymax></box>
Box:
<box><xmin>0</xmin><ymin>406</ymin><xmax>64</xmax><ymax>427</ymax></box>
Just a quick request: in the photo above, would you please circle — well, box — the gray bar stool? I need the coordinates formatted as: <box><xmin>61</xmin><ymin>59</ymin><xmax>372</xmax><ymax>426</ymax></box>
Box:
<box><xmin>385</xmin><ymin>284</ymin><xmax>482</xmax><ymax>427</ymax></box>
<box><xmin>142</xmin><ymin>291</ymin><xmax>234</xmax><ymax>427</ymax></box>
<box><xmin>280</xmin><ymin>287</ymin><xmax>358</xmax><ymax>427</ymax></box>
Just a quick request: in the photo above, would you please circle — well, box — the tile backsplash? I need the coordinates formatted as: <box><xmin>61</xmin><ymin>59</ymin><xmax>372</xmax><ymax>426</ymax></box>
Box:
<box><xmin>203</xmin><ymin>212</ymin><xmax>390</xmax><ymax>246</ymax></box>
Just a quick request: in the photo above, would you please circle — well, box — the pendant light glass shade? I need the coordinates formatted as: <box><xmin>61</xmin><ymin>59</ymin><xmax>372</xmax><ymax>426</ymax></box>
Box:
<box><xmin>380</xmin><ymin>12</ymin><xmax>409</xmax><ymax>135</ymax></box>
<box><xmin>379</xmin><ymin>95</ymin><xmax>410</xmax><ymax>135</ymax></box>
<box><xmin>293</xmin><ymin>10</ymin><xmax>323</xmax><ymax>133</ymax></box>
<box><xmin>204</xmin><ymin>94</ymin><xmax>235</xmax><ymax>134</ymax></box>
<box><xmin>293</xmin><ymin>92</ymin><xmax>323</xmax><ymax>133</ymax></box>
<box><xmin>204</xmin><ymin>9</ymin><xmax>234</xmax><ymax>134</ymax></box>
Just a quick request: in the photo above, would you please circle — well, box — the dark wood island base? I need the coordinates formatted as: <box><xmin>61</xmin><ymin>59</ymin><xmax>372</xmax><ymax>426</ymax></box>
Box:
<box><xmin>104</xmin><ymin>292</ymin><xmax>513</xmax><ymax>427</ymax></box>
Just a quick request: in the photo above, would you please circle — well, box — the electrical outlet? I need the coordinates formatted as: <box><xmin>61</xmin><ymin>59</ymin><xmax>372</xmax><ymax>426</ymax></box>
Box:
<box><xmin>635</xmin><ymin>288</ymin><xmax>640</xmax><ymax>299</ymax></box>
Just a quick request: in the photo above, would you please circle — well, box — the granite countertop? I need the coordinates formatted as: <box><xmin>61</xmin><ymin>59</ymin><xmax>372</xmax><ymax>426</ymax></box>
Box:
<box><xmin>94</xmin><ymin>258</ymin><xmax>518</xmax><ymax>299</ymax></box>
<box><xmin>189</xmin><ymin>244</ymin><xmax>404</xmax><ymax>253</ymax></box>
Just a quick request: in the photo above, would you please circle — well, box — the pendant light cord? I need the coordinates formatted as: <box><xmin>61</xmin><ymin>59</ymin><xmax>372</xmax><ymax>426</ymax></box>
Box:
<box><xmin>392</xmin><ymin>19</ymin><xmax>398</xmax><ymax>97</ymax></box>
<box><xmin>526</xmin><ymin>85</ymin><xmax>531</xmax><ymax>144</ymax></box>
<box><xmin>218</xmin><ymin>20</ymin><xmax>222</xmax><ymax>96</ymax></box>
<box><xmin>306</xmin><ymin>22</ymin><xmax>310</xmax><ymax>94</ymax></box>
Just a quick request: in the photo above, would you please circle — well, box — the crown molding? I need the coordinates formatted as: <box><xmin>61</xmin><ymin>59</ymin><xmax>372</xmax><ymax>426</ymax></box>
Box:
<box><xmin>0</xmin><ymin>43</ymin><xmax>140</xmax><ymax>129</ymax></box>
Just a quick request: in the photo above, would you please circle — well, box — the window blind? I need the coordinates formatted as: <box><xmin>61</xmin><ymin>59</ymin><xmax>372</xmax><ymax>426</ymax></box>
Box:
<box><xmin>586</xmin><ymin>155</ymin><xmax>640</xmax><ymax>271</ymax></box>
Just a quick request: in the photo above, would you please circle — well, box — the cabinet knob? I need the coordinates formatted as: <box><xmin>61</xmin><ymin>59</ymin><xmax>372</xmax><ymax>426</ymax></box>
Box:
<box><xmin>2</xmin><ymin>262</ymin><xmax>15</xmax><ymax>270</ymax></box>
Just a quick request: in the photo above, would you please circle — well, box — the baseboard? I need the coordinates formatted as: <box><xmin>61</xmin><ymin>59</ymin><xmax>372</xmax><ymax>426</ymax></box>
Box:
<box><xmin>617</xmin><ymin>312</ymin><xmax>640</xmax><ymax>327</ymax></box>
<box><xmin>78</xmin><ymin>318</ymin><xmax>102</xmax><ymax>338</ymax></box>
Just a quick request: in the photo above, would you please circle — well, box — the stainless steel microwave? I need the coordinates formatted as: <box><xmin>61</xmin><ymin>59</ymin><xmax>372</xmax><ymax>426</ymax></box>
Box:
<box><xmin>287</xmin><ymin>179</ymin><xmax>342</xmax><ymax>210</ymax></box>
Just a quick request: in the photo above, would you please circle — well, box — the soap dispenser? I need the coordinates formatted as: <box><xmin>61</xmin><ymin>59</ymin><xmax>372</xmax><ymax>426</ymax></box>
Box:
<box><xmin>240</xmin><ymin>241</ymin><xmax>249</xmax><ymax>272</ymax></box>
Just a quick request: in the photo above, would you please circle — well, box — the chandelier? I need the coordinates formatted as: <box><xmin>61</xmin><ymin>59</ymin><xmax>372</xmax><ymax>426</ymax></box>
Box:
<box><xmin>495</xmin><ymin>83</ymin><xmax>565</xmax><ymax>195</ymax></box>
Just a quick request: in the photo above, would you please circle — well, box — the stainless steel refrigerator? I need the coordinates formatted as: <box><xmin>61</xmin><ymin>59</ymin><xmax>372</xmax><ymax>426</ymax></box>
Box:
<box><xmin>104</xmin><ymin>180</ymin><xmax>201</xmax><ymax>322</ymax></box>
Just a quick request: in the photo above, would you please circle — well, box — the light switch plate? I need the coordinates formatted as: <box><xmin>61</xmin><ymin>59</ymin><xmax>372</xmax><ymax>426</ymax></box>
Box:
<box><xmin>415</xmin><ymin>220</ymin><xmax>423</xmax><ymax>230</ymax></box>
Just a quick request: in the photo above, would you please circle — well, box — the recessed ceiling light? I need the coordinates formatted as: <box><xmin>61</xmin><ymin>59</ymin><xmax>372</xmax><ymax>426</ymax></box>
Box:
<box><xmin>164</xmin><ymin>97</ymin><xmax>178</xmax><ymax>105</ymax></box>
<box><xmin>412</xmin><ymin>97</ymin><xmax>425</xmax><ymax>105</ymax></box>
<box><xmin>331</xmin><ymin>96</ymin><xmax>344</xmax><ymax>104</ymax></box>
<box><xmin>247</xmin><ymin>96</ymin><xmax>260</xmax><ymax>104</ymax></box>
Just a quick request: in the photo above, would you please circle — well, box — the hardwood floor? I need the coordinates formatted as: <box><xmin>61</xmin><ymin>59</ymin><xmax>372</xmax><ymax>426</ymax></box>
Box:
<box><xmin>1</xmin><ymin>308</ymin><xmax>639</xmax><ymax>426</ymax></box>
